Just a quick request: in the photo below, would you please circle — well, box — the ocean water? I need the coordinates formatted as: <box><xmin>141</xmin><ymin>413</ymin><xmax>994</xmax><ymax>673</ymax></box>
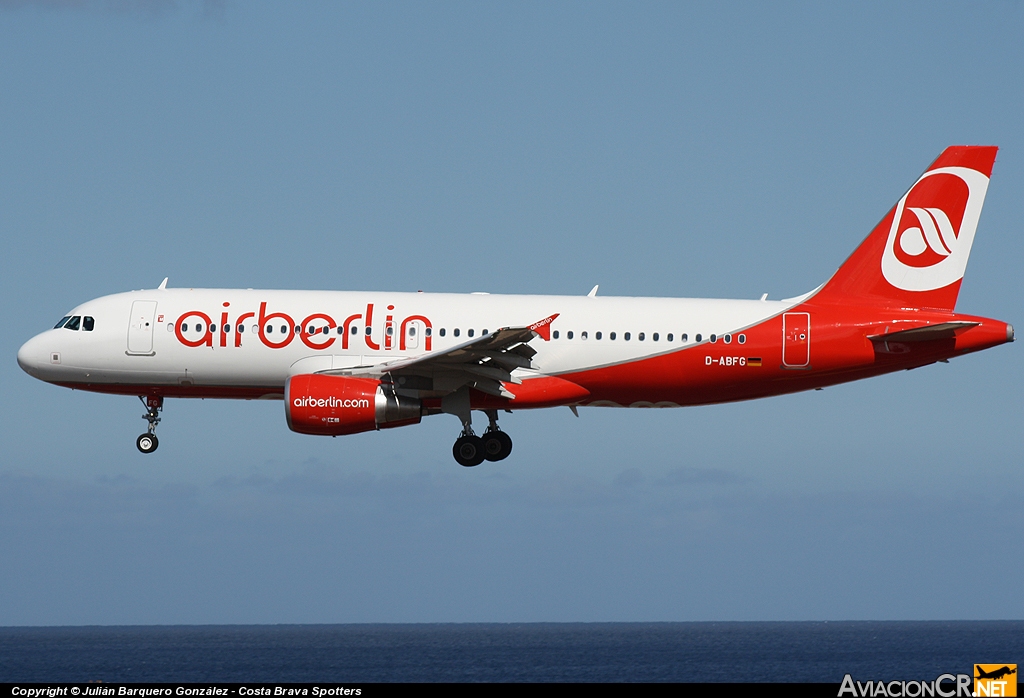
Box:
<box><xmin>0</xmin><ymin>621</ymin><xmax>1021</xmax><ymax>683</ymax></box>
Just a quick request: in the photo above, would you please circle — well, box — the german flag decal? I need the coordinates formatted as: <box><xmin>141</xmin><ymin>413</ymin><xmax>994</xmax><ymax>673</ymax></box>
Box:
<box><xmin>747</xmin><ymin>358</ymin><xmax>762</xmax><ymax>367</ymax></box>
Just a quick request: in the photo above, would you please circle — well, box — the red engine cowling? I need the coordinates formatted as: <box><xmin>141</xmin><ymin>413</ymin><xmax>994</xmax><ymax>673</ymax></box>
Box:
<box><xmin>285</xmin><ymin>374</ymin><xmax>422</xmax><ymax>436</ymax></box>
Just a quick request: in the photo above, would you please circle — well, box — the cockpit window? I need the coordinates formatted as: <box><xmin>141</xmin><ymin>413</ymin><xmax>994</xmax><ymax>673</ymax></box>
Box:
<box><xmin>54</xmin><ymin>316</ymin><xmax>70</xmax><ymax>329</ymax></box>
<box><xmin>83</xmin><ymin>316</ymin><xmax>95</xmax><ymax>332</ymax></box>
<box><xmin>64</xmin><ymin>316</ymin><xmax>81</xmax><ymax>331</ymax></box>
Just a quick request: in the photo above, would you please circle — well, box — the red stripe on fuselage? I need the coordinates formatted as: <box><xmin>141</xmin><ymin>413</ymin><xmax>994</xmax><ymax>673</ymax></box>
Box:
<box><xmin>52</xmin><ymin>382</ymin><xmax>284</xmax><ymax>400</ymax></box>
<box><xmin>558</xmin><ymin>303</ymin><xmax>1011</xmax><ymax>407</ymax></box>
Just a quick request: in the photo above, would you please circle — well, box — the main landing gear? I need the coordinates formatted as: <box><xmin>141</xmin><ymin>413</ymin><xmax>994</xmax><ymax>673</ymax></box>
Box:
<box><xmin>136</xmin><ymin>395</ymin><xmax>162</xmax><ymax>454</ymax></box>
<box><xmin>452</xmin><ymin>409</ymin><xmax>513</xmax><ymax>467</ymax></box>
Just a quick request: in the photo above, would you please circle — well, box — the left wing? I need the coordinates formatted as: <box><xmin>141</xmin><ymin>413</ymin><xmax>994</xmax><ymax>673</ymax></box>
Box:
<box><xmin>320</xmin><ymin>313</ymin><xmax>560</xmax><ymax>398</ymax></box>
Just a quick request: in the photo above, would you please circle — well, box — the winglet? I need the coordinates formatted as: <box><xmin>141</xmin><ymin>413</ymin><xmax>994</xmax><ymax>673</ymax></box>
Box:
<box><xmin>158</xmin><ymin>277</ymin><xmax>169</xmax><ymax>290</ymax></box>
<box><xmin>588</xmin><ymin>285</ymin><xmax>599</xmax><ymax>297</ymax></box>
<box><xmin>528</xmin><ymin>313</ymin><xmax>559</xmax><ymax>341</ymax></box>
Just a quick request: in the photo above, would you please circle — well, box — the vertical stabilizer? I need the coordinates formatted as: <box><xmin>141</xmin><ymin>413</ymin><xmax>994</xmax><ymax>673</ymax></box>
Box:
<box><xmin>813</xmin><ymin>146</ymin><xmax>997</xmax><ymax>311</ymax></box>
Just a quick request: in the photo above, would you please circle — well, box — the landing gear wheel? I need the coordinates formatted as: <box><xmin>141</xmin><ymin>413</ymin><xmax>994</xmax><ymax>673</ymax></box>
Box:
<box><xmin>453</xmin><ymin>434</ymin><xmax>486</xmax><ymax>467</ymax></box>
<box><xmin>482</xmin><ymin>431</ymin><xmax>513</xmax><ymax>462</ymax></box>
<box><xmin>136</xmin><ymin>433</ymin><xmax>159</xmax><ymax>454</ymax></box>
<box><xmin>137</xmin><ymin>395</ymin><xmax>163</xmax><ymax>455</ymax></box>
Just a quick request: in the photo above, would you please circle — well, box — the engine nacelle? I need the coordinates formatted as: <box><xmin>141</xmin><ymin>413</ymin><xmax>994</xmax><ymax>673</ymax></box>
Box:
<box><xmin>285</xmin><ymin>374</ymin><xmax>422</xmax><ymax>436</ymax></box>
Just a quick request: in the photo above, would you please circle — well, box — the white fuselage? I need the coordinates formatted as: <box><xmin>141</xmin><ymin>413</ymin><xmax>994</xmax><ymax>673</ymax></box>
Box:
<box><xmin>18</xmin><ymin>288</ymin><xmax>796</xmax><ymax>397</ymax></box>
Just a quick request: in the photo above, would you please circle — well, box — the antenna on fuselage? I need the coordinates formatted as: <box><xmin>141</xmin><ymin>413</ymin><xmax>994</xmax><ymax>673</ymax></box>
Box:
<box><xmin>587</xmin><ymin>285</ymin><xmax>599</xmax><ymax>297</ymax></box>
<box><xmin>760</xmin><ymin>293</ymin><xmax>768</xmax><ymax>301</ymax></box>
<box><xmin>158</xmin><ymin>278</ymin><xmax>169</xmax><ymax>290</ymax></box>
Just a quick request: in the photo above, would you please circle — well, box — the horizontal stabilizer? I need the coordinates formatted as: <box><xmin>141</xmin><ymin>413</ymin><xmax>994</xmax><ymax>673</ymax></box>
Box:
<box><xmin>868</xmin><ymin>321</ymin><xmax>979</xmax><ymax>342</ymax></box>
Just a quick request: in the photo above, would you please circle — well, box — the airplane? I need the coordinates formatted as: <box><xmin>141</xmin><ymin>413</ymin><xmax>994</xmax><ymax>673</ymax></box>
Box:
<box><xmin>17</xmin><ymin>145</ymin><xmax>1013</xmax><ymax>467</ymax></box>
<box><xmin>975</xmin><ymin>666</ymin><xmax>1017</xmax><ymax>681</ymax></box>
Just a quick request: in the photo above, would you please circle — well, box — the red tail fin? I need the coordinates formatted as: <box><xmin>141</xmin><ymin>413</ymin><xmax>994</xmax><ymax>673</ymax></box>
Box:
<box><xmin>813</xmin><ymin>146</ymin><xmax>997</xmax><ymax>311</ymax></box>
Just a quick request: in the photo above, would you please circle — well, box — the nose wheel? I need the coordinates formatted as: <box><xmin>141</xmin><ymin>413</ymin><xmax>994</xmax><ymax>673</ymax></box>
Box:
<box><xmin>137</xmin><ymin>395</ymin><xmax>163</xmax><ymax>454</ymax></box>
<box><xmin>136</xmin><ymin>433</ymin><xmax>159</xmax><ymax>454</ymax></box>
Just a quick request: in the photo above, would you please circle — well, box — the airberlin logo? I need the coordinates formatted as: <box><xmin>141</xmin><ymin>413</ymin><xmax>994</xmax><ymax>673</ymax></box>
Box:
<box><xmin>881</xmin><ymin>166</ymin><xmax>990</xmax><ymax>292</ymax></box>
<box><xmin>173</xmin><ymin>302</ymin><xmax>433</xmax><ymax>352</ymax></box>
<box><xmin>293</xmin><ymin>396</ymin><xmax>370</xmax><ymax>409</ymax></box>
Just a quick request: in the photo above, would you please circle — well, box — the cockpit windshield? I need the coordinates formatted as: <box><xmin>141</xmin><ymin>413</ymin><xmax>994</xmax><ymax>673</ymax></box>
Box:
<box><xmin>64</xmin><ymin>316</ymin><xmax>81</xmax><ymax>331</ymax></box>
<box><xmin>54</xmin><ymin>316</ymin><xmax>70</xmax><ymax>329</ymax></box>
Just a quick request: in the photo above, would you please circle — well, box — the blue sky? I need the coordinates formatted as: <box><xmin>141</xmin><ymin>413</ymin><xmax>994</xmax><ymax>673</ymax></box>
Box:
<box><xmin>1</xmin><ymin>1</ymin><xmax>1022</xmax><ymax>624</ymax></box>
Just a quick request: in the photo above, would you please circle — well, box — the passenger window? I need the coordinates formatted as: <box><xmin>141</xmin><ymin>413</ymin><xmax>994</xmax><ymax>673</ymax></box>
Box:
<box><xmin>638</xmin><ymin>332</ymin><xmax>645</xmax><ymax>341</ymax></box>
<box><xmin>710</xmin><ymin>334</ymin><xmax>717</xmax><ymax>343</ymax></box>
<box><xmin>83</xmin><ymin>316</ymin><xmax>95</xmax><ymax>331</ymax></box>
<box><xmin>409</xmin><ymin>327</ymin><xmax>416</xmax><ymax>336</ymax></box>
<box><xmin>365</xmin><ymin>326</ymin><xmax>372</xmax><ymax>335</ymax></box>
<box><xmin>596</xmin><ymin>332</ymin><xmax>602</xmax><ymax>340</ymax></box>
<box><xmin>738</xmin><ymin>334</ymin><xmax>746</xmax><ymax>344</ymax></box>
<box><xmin>454</xmin><ymin>329</ymin><xmax>460</xmax><ymax>337</ymax></box>
<box><xmin>667</xmin><ymin>333</ymin><xmax>673</xmax><ymax>342</ymax></box>
<box><xmin>167</xmin><ymin>324</ymin><xmax>174</xmax><ymax>332</ymax></box>
<box><xmin>624</xmin><ymin>332</ymin><xmax>631</xmax><ymax>341</ymax></box>
<box><xmin>425</xmin><ymin>327</ymin><xmax>432</xmax><ymax>337</ymax></box>
<box><xmin>386</xmin><ymin>326</ymin><xmax>394</xmax><ymax>336</ymax></box>
<box><xmin>54</xmin><ymin>316</ymin><xmax>71</xmax><ymax>329</ymax></box>
<box><xmin>351</xmin><ymin>326</ymin><xmax>358</xmax><ymax>335</ymax></box>
<box><xmin>695</xmin><ymin>334</ymin><xmax>702</xmax><ymax>342</ymax></box>
<box><xmin>724</xmin><ymin>334</ymin><xmax>732</xmax><ymax>344</ymax></box>
<box><xmin>295</xmin><ymin>326</ymin><xmax>301</xmax><ymax>334</ymax></box>
<box><xmin>65</xmin><ymin>316</ymin><xmax>81</xmax><ymax>331</ymax></box>
<box><xmin>567</xmin><ymin>331</ymin><xmax>573</xmax><ymax>340</ymax></box>
<box><xmin>224</xmin><ymin>324</ymin><xmax>231</xmax><ymax>333</ymax></box>
<box><xmin>483</xmin><ymin>329</ymin><xmax>488</xmax><ymax>335</ymax></box>
<box><xmin>581</xmin><ymin>331</ymin><xmax>588</xmax><ymax>340</ymax></box>
<box><xmin>266</xmin><ymin>325</ymin><xmax>273</xmax><ymax>334</ymax></box>
<box><xmin>468</xmin><ymin>329</ymin><xmax>474</xmax><ymax>338</ymax></box>
<box><xmin>281</xmin><ymin>325</ymin><xmax>288</xmax><ymax>334</ymax></box>
<box><xmin>610</xmin><ymin>332</ymin><xmax>616</xmax><ymax>340</ymax></box>
<box><xmin>653</xmin><ymin>333</ymin><xmax>659</xmax><ymax>341</ymax></box>
<box><xmin>238</xmin><ymin>325</ymin><xmax>245</xmax><ymax>334</ymax></box>
<box><xmin>682</xmin><ymin>333</ymin><xmax>688</xmax><ymax>342</ymax></box>
<box><xmin>439</xmin><ymin>328</ymin><xmax>446</xmax><ymax>337</ymax></box>
<box><xmin>196</xmin><ymin>323</ymin><xmax>204</xmax><ymax>333</ymax></box>
<box><xmin>553</xmin><ymin>330</ymin><xmax>559</xmax><ymax>339</ymax></box>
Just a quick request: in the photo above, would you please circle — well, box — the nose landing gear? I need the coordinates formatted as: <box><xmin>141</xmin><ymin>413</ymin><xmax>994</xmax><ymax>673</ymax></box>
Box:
<box><xmin>452</xmin><ymin>409</ymin><xmax>513</xmax><ymax>467</ymax></box>
<box><xmin>136</xmin><ymin>395</ymin><xmax>162</xmax><ymax>454</ymax></box>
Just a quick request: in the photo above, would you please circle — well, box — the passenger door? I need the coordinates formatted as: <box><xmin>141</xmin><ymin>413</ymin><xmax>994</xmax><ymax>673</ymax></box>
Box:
<box><xmin>782</xmin><ymin>312</ymin><xmax>810</xmax><ymax>368</ymax></box>
<box><xmin>127</xmin><ymin>301</ymin><xmax>158</xmax><ymax>355</ymax></box>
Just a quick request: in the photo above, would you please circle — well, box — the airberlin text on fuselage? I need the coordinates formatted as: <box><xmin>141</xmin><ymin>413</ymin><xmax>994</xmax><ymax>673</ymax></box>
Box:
<box><xmin>173</xmin><ymin>302</ymin><xmax>432</xmax><ymax>352</ymax></box>
<box><xmin>293</xmin><ymin>396</ymin><xmax>370</xmax><ymax>409</ymax></box>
